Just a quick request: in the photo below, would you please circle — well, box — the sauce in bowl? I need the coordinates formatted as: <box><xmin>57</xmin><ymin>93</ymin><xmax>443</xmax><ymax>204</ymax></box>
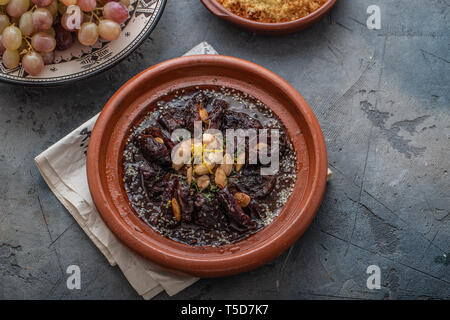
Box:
<box><xmin>122</xmin><ymin>87</ymin><xmax>297</xmax><ymax>246</ymax></box>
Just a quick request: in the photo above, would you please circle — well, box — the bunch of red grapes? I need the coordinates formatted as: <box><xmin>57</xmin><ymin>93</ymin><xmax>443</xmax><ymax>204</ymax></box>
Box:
<box><xmin>0</xmin><ymin>0</ymin><xmax>130</xmax><ymax>76</ymax></box>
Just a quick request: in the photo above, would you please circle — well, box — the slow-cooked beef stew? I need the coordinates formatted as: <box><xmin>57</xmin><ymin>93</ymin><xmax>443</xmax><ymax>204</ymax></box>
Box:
<box><xmin>122</xmin><ymin>87</ymin><xmax>297</xmax><ymax>246</ymax></box>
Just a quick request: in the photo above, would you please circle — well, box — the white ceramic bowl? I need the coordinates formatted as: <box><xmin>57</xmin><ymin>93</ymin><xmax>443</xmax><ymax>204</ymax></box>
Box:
<box><xmin>0</xmin><ymin>0</ymin><xmax>166</xmax><ymax>86</ymax></box>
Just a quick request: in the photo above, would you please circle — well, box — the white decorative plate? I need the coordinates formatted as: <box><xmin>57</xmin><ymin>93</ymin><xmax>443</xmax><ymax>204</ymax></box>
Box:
<box><xmin>0</xmin><ymin>0</ymin><xmax>166</xmax><ymax>85</ymax></box>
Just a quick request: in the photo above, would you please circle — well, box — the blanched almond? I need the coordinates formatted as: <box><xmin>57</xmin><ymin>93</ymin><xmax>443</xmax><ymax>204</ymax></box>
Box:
<box><xmin>194</xmin><ymin>163</ymin><xmax>214</xmax><ymax>175</ymax></box>
<box><xmin>199</xmin><ymin>108</ymin><xmax>209</xmax><ymax>122</ymax></box>
<box><xmin>177</xmin><ymin>139</ymin><xmax>192</xmax><ymax>157</ymax></box>
<box><xmin>172</xmin><ymin>139</ymin><xmax>191</xmax><ymax>170</ymax></box>
<box><xmin>220</xmin><ymin>153</ymin><xmax>233</xmax><ymax>176</ymax></box>
<box><xmin>154</xmin><ymin>137</ymin><xmax>164</xmax><ymax>144</ymax></box>
<box><xmin>215</xmin><ymin>167</ymin><xmax>227</xmax><ymax>189</ymax></box>
<box><xmin>171</xmin><ymin>197</ymin><xmax>181</xmax><ymax>222</ymax></box>
<box><xmin>172</xmin><ymin>162</ymin><xmax>184</xmax><ymax>171</ymax></box>
<box><xmin>235</xmin><ymin>153</ymin><xmax>246</xmax><ymax>172</ymax></box>
<box><xmin>186</xmin><ymin>166</ymin><xmax>193</xmax><ymax>185</ymax></box>
<box><xmin>234</xmin><ymin>192</ymin><xmax>250</xmax><ymax>207</ymax></box>
<box><xmin>194</xmin><ymin>164</ymin><xmax>208</xmax><ymax>175</ymax></box>
<box><xmin>197</xmin><ymin>175</ymin><xmax>210</xmax><ymax>190</ymax></box>
<box><xmin>204</xmin><ymin>145</ymin><xmax>222</xmax><ymax>165</ymax></box>
<box><xmin>203</xmin><ymin>133</ymin><xmax>215</xmax><ymax>145</ymax></box>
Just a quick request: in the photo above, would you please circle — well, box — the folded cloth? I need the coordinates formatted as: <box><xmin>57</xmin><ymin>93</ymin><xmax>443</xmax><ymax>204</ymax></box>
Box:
<box><xmin>34</xmin><ymin>42</ymin><xmax>219</xmax><ymax>299</ymax></box>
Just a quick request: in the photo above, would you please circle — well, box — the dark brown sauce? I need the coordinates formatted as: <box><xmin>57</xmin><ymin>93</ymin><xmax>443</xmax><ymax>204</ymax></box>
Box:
<box><xmin>122</xmin><ymin>87</ymin><xmax>296</xmax><ymax>246</ymax></box>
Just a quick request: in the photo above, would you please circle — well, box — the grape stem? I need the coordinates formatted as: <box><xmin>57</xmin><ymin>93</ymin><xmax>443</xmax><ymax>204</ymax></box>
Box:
<box><xmin>21</xmin><ymin>37</ymin><xmax>33</xmax><ymax>55</ymax></box>
<box><xmin>91</xmin><ymin>12</ymin><xmax>102</xmax><ymax>23</ymax></box>
<box><xmin>23</xmin><ymin>37</ymin><xmax>32</xmax><ymax>48</ymax></box>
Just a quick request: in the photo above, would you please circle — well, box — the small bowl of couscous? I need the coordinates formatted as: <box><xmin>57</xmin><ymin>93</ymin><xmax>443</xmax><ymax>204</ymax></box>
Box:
<box><xmin>200</xmin><ymin>0</ymin><xmax>338</xmax><ymax>35</ymax></box>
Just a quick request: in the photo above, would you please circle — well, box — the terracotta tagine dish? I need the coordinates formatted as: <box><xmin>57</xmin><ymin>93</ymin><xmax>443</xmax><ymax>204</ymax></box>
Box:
<box><xmin>86</xmin><ymin>54</ymin><xmax>328</xmax><ymax>277</ymax></box>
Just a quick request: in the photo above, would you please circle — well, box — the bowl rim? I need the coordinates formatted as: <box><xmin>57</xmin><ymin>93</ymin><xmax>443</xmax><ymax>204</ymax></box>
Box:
<box><xmin>0</xmin><ymin>0</ymin><xmax>167</xmax><ymax>87</ymax></box>
<box><xmin>86</xmin><ymin>54</ymin><xmax>328</xmax><ymax>277</ymax></box>
<box><xmin>200</xmin><ymin>0</ymin><xmax>338</xmax><ymax>33</ymax></box>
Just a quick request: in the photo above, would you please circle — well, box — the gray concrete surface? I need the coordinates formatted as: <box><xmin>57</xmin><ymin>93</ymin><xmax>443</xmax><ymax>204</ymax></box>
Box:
<box><xmin>0</xmin><ymin>0</ymin><xmax>449</xmax><ymax>299</ymax></box>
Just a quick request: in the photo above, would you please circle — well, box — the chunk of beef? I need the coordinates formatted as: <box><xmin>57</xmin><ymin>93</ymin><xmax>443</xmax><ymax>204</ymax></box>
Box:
<box><xmin>244</xmin><ymin>199</ymin><xmax>266</xmax><ymax>220</ymax></box>
<box><xmin>136</xmin><ymin>134</ymin><xmax>171</xmax><ymax>166</ymax></box>
<box><xmin>193</xmin><ymin>194</ymin><xmax>228</xmax><ymax>230</ymax></box>
<box><xmin>261</xmin><ymin>129</ymin><xmax>288</xmax><ymax>157</ymax></box>
<box><xmin>142</xmin><ymin>126</ymin><xmax>175</xmax><ymax>150</ymax></box>
<box><xmin>207</xmin><ymin>99</ymin><xmax>227</xmax><ymax>130</ymax></box>
<box><xmin>156</xmin><ymin>176</ymin><xmax>180</xmax><ymax>228</ymax></box>
<box><xmin>139</xmin><ymin>161</ymin><xmax>165</xmax><ymax>200</ymax></box>
<box><xmin>231</xmin><ymin>166</ymin><xmax>277</xmax><ymax>199</ymax></box>
<box><xmin>184</xmin><ymin>92</ymin><xmax>205</xmax><ymax>132</ymax></box>
<box><xmin>158</xmin><ymin>110</ymin><xmax>185</xmax><ymax>132</ymax></box>
<box><xmin>190</xmin><ymin>91</ymin><xmax>206</xmax><ymax>108</ymax></box>
<box><xmin>254</xmin><ymin>175</ymin><xmax>277</xmax><ymax>199</ymax></box>
<box><xmin>222</xmin><ymin>110</ymin><xmax>263</xmax><ymax>131</ymax></box>
<box><xmin>218</xmin><ymin>187</ymin><xmax>256</xmax><ymax>230</ymax></box>
<box><xmin>177</xmin><ymin>182</ymin><xmax>194</xmax><ymax>223</ymax></box>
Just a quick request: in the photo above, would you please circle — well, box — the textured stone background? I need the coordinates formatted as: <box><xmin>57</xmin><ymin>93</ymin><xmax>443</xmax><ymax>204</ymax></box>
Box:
<box><xmin>0</xmin><ymin>0</ymin><xmax>449</xmax><ymax>299</ymax></box>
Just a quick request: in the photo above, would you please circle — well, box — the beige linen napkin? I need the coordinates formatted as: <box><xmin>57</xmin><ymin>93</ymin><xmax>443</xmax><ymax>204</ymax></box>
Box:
<box><xmin>34</xmin><ymin>42</ymin><xmax>219</xmax><ymax>299</ymax></box>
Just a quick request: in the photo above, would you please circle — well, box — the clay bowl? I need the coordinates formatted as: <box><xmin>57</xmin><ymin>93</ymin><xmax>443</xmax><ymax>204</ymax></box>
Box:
<box><xmin>86</xmin><ymin>55</ymin><xmax>327</xmax><ymax>277</ymax></box>
<box><xmin>200</xmin><ymin>0</ymin><xmax>338</xmax><ymax>35</ymax></box>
